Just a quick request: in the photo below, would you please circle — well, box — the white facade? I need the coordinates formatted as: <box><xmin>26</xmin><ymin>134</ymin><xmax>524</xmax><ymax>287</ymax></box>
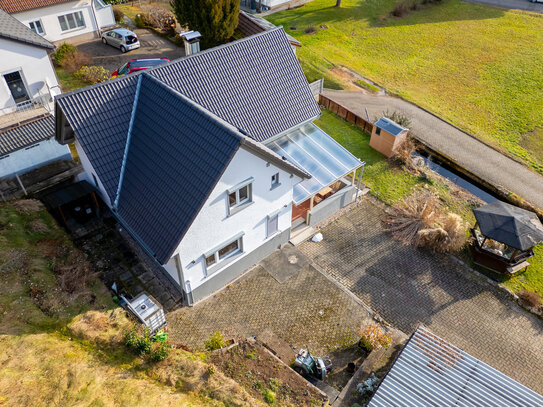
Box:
<box><xmin>0</xmin><ymin>38</ymin><xmax>60</xmax><ymax>113</ymax></box>
<box><xmin>0</xmin><ymin>138</ymin><xmax>71</xmax><ymax>177</ymax></box>
<box><xmin>12</xmin><ymin>0</ymin><xmax>114</xmax><ymax>44</ymax></box>
<box><xmin>74</xmin><ymin>138</ymin><xmax>112</xmax><ymax>207</ymax></box>
<box><xmin>163</xmin><ymin>147</ymin><xmax>301</xmax><ymax>292</ymax></box>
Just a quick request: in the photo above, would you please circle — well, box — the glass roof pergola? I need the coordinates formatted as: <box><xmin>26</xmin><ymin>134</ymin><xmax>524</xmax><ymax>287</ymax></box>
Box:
<box><xmin>266</xmin><ymin>123</ymin><xmax>363</xmax><ymax>205</ymax></box>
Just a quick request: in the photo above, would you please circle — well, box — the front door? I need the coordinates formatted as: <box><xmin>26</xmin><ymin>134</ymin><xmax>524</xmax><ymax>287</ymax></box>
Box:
<box><xmin>4</xmin><ymin>71</ymin><xmax>30</xmax><ymax>104</ymax></box>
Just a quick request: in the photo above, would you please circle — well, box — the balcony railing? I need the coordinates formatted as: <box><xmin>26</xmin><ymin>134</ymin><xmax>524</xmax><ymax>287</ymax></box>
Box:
<box><xmin>0</xmin><ymin>85</ymin><xmax>54</xmax><ymax>130</ymax></box>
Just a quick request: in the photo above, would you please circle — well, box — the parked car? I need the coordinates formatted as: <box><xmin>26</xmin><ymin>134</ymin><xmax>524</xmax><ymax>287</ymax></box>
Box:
<box><xmin>111</xmin><ymin>58</ymin><xmax>170</xmax><ymax>77</ymax></box>
<box><xmin>101</xmin><ymin>28</ymin><xmax>140</xmax><ymax>53</ymax></box>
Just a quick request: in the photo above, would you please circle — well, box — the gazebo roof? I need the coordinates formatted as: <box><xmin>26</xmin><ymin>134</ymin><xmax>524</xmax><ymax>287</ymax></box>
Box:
<box><xmin>473</xmin><ymin>201</ymin><xmax>543</xmax><ymax>251</ymax></box>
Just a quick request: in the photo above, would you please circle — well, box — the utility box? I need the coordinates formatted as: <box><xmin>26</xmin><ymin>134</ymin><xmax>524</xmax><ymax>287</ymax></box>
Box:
<box><xmin>370</xmin><ymin>117</ymin><xmax>409</xmax><ymax>158</ymax></box>
<box><xmin>127</xmin><ymin>293</ymin><xmax>166</xmax><ymax>333</ymax></box>
<box><xmin>179</xmin><ymin>31</ymin><xmax>202</xmax><ymax>56</ymax></box>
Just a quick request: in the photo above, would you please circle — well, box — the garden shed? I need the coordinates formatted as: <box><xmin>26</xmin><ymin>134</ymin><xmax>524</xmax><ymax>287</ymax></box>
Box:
<box><xmin>470</xmin><ymin>201</ymin><xmax>543</xmax><ymax>275</ymax></box>
<box><xmin>369</xmin><ymin>117</ymin><xmax>408</xmax><ymax>158</ymax></box>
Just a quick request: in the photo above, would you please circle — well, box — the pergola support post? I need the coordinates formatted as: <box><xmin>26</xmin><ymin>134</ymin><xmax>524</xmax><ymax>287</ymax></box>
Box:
<box><xmin>306</xmin><ymin>196</ymin><xmax>314</xmax><ymax>224</ymax></box>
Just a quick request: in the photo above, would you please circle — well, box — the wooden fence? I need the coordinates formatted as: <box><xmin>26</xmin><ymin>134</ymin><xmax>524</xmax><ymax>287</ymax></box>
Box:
<box><xmin>319</xmin><ymin>94</ymin><xmax>374</xmax><ymax>134</ymax></box>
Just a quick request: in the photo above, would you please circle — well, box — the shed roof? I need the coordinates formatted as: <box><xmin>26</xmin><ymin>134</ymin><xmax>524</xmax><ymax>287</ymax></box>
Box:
<box><xmin>0</xmin><ymin>8</ymin><xmax>55</xmax><ymax>49</ymax></box>
<box><xmin>368</xmin><ymin>326</ymin><xmax>543</xmax><ymax>407</ymax></box>
<box><xmin>56</xmin><ymin>28</ymin><xmax>319</xmax><ymax>203</ymax></box>
<box><xmin>473</xmin><ymin>201</ymin><xmax>543</xmax><ymax>251</ymax></box>
<box><xmin>0</xmin><ymin>0</ymin><xmax>72</xmax><ymax>13</ymax></box>
<box><xmin>0</xmin><ymin>115</ymin><xmax>54</xmax><ymax>155</ymax></box>
<box><xmin>374</xmin><ymin>117</ymin><xmax>407</xmax><ymax>137</ymax></box>
<box><xmin>40</xmin><ymin>180</ymin><xmax>96</xmax><ymax>208</ymax></box>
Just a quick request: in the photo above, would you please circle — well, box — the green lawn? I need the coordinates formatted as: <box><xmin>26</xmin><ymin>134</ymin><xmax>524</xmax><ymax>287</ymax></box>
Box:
<box><xmin>318</xmin><ymin>109</ymin><xmax>543</xmax><ymax>298</ymax></box>
<box><xmin>269</xmin><ymin>0</ymin><xmax>543</xmax><ymax>173</ymax></box>
<box><xmin>55</xmin><ymin>67</ymin><xmax>88</xmax><ymax>92</ymax></box>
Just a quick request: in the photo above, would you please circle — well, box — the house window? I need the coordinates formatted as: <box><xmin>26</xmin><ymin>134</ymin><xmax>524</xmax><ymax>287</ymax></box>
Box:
<box><xmin>267</xmin><ymin>211</ymin><xmax>279</xmax><ymax>237</ymax></box>
<box><xmin>376</xmin><ymin>127</ymin><xmax>381</xmax><ymax>136</ymax></box>
<box><xmin>271</xmin><ymin>172</ymin><xmax>280</xmax><ymax>189</ymax></box>
<box><xmin>203</xmin><ymin>234</ymin><xmax>244</xmax><ymax>273</ymax></box>
<box><xmin>58</xmin><ymin>11</ymin><xmax>85</xmax><ymax>32</ymax></box>
<box><xmin>227</xmin><ymin>177</ymin><xmax>253</xmax><ymax>215</ymax></box>
<box><xmin>29</xmin><ymin>20</ymin><xmax>44</xmax><ymax>35</ymax></box>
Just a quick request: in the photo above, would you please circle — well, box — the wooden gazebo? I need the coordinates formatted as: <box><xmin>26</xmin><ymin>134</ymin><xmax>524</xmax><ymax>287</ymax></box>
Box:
<box><xmin>470</xmin><ymin>201</ymin><xmax>543</xmax><ymax>275</ymax></box>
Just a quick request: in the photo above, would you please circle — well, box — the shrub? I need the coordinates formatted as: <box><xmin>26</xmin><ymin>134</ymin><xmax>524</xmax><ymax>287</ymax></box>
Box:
<box><xmin>359</xmin><ymin>323</ymin><xmax>392</xmax><ymax>351</ymax></box>
<box><xmin>12</xmin><ymin>199</ymin><xmax>43</xmax><ymax>213</ymax></box>
<box><xmin>61</xmin><ymin>51</ymin><xmax>92</xmax><ymax>73</ymax></box>
<box><xmin>391</xmin><ymin>1</ymin><xmax>410</xmax><ymax>17</ymax></box>
<box><xmin>262</xmin><ymin>389</ymin><xmax>276</xmax><ymax>404</ymax></box>
<box><xmin>383</xmin><ymin>191</ymin><xmax>468</xmax><ymax>252</ymax></box>
<box><xmin>54</xmin><ymin>43</ymin><xmax>77</xmax><ymax>66</ymax></box>
<box><xmin>141</xmin><ymin>5</ymin><xmax>176</xmax><ymax>35</ymax></box>
<box><xmin>518</xmin><ymin>290</ymin><xmax>542</xmax><ymax>308</ymax></box>
<box><xmin>304</xmin><ymin>25</ymin><xmax>317</xmax><ymax>34</ymax></box>
<box><xmin>380</xmin><ymin>110</ymin><xmax>412</xmax><ymax>129</ymax></box>
<box><xmin>74</xmin><ymin>66</ymin><xmax>110</xmax><ymax>84</ymax></box>
<box><xmin>134</xmin><ymin>13</ymin><xmax>151</xmax><ymax>28</ymax></box>
<box><xmin>204</xmin><ymin>331</ymin><xmax>225</xmax><ymax>351</ymax></box>
<box><xmin>113</xmin><ymin>8</ymin><xmax>124</xmax><ymax>23</ymax></box>
<box><xmin>389</xmin><ymin>136</ymin><xmax>417</xmax><ymax>169</ymax></box>
<box><xmin>268</xmin><ymin>378</ymin><xmax>281</xmax><ymax>392</ymax></box>
<box><xmin>103</xmin><ymin>0</ymin><xmax>130</xmax><ymax>4</ymax></box>
<box><xmin>29</xmin><ymin>219</ymin><xmax>49</xmax><ymax>234</ymax></box>
<box><xmin>150</xmin><ymin>342</ymin><xmax>170</xmax><ymax>362</ymax></box>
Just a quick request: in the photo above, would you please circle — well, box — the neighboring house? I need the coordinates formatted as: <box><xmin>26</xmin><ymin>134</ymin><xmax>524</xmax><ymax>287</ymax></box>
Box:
<box><xmin>368</xmin><ymin>326</ymin><xmax>543</xmax><ymax>406</ymax></box>
<box><xmin>0</xmin><ymin>115</ymin><xmax>71</xmax><ymax>177</ymax></box>
<box><xmin>240</xmin><ymin>0</ymin><xmax>311</xmax><ymax>12</ymax></box>
<box><xmin>55</xmin><ymin>28</ymin><xmax>363</xmax><ymax>305</ymax></box>
<box><xmin>0</xmin><ymin>0</ymin><xmax>115</xmax><ymax>44</ymax></box>
<box><xmin>0</xmin><ymin>9</ymin><xmax>70</xmax><ymax>179</ymax></box>
<box><xmin>237</xmin><ymin>11</ymin><xmax>301</xmax><ymax>53</ymax></box>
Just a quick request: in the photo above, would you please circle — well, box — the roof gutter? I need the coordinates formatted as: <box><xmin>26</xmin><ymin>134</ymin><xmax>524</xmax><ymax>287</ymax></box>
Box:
<box><xmin>114</xmin><ymin>74</ymin><xmax>142</xmax><ymax>209</ymax></box>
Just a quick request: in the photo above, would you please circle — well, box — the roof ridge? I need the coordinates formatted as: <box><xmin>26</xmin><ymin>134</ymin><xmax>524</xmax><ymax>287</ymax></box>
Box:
<box><xmin>0</xmin><ymin>8</ymin><xmax>55</xmax><ymax>49</ymax></box>
<box><xmin>55</xmin><ymin>28</ymin><xmax>286</xmax><ymax>101</ymax></box>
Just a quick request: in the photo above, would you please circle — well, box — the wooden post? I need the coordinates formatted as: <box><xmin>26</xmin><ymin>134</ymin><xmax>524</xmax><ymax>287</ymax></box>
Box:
<box><xmin>509</xmin><ymin>249</ymin><xmax>519</xmax><ymax>262</ymax></box>
<box><xmin>15</xmin><ymin>173</ymin><xmax>27</xmax><ymax>196</ymax></box>
<box><xmin>351</xmin><ymin>170</ymin><xmax>356</xmax><ymax>186</ymax></box>
<box><xmin>91</xmin><ymin>192</ymin><xmax>100</xmax><ymax>216</ymax></box>
<box><xmin>306</xmin><ymin>196</ymin><xmax>314</xmax><ymax>224</ymax></box>
<box><xmin>58</xmin><ymin>205</ymin><xmax>67</xmax><ymax>226</ymax></box>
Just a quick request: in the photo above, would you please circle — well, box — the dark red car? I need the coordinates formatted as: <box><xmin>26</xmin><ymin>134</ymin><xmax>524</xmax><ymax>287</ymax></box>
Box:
<box><xmin>111</xmin><ymin>58</ymin><xmax>170</xmax><ymax>77</ymax></box>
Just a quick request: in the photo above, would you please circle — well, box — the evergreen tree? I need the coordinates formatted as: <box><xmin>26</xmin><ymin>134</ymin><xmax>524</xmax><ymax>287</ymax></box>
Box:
<box><xmin>171</xmin><ymin>0</ymin><xmax>240</xmax><ymax>48</ymax></box>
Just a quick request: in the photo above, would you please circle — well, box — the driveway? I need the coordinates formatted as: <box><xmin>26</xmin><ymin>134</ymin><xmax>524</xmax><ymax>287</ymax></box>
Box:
<box><xmin>463</xmin><ymin>0</ymin><xmax>543</xmax><ymax>13</ymax></box>
<box><xmin>323</xmin><ymin>89</ymin><xmax>543</xmax><ymax>210</ymax></box>
<box><xmin>298</xmin><ymin>198</ymin><xmax>543</xmax><ymax>394</ymax></box>
<box><xmin>77</xmin><ymin>28</ymin><xmax>184</xmax><ymax>73</ymax></box>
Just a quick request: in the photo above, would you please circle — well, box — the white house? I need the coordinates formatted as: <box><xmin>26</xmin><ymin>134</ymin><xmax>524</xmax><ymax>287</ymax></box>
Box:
<box><xmin>0</xmin><ymin>9</ymin><xmax>70</xmax><ymax>179</ymax></box>
<box><xmin>0</xmin><ymin>0</ymin><xmax>115</xmax><ymax>44</ymax></box>
<box><xmin>55</xmin><ymin>28</ymin><xmax>363</xmax><ymax>304</ymax></box>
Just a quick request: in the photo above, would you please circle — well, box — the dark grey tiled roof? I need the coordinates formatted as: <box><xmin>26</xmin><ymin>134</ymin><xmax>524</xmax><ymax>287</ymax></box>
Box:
<box><xmin>0</xmin><ymin>8</ymin><xmax>55</xmax><ymax>49</ymax></box>
<box><xmin>56</xmin><ymin>28</ymin><xmax>318</xmax><ymax>202</ymax></box>
<box><xmin>116</xmin><ymin>74</ymin><xmax>243</xmax><ymax>263</ymax></box>
<box><xmin>56</xmin><ymin>75</ymin><xmax>140</xmax><ymax>200</ymax></box>
<box><xmin>375</xmin><ymin>117</ymin><xmax>407</xmax><ymax>136</ymax></box>
<box><xmin>150</xmin><ymin>28</ymin><xmax>317</xmax><ymax>142</ymax></box>
<box><xmin>0</xmin><ymin>114</ymin><xmax>54</xmax><ymax>155</ymax></box>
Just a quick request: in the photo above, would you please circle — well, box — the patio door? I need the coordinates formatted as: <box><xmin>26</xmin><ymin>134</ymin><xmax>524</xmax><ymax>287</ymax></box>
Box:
<box><xmin>4</xmin><ymin>71</ymin><xmax>30</xmax><ymax>104</ymax></box>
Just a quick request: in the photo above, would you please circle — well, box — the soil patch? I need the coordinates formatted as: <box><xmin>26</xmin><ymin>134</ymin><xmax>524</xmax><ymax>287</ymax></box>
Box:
<box><xmin>210</xmin><ymin>341</ymin><xmax>327</xmax><ymax>406</ymax></box>
<box><xmin>324</xmin><ymin>344</ymin><xmax>368</xmax><ymax>391</ymax></box>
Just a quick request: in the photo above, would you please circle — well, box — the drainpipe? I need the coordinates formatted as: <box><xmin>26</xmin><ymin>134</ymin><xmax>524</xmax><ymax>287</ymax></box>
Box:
<box><xmin>185</xmin><ymin>280</ymin><xmax>194</xmax><ymax>306</ymax></box>
<box><xmin>89</xmin><ymin>0</ymin><xmax>99</xmax><ymax>37</ymax></box>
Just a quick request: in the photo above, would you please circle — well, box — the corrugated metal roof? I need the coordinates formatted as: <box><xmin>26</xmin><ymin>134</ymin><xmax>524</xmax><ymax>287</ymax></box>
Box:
<box><xmin>0</xmin><ymin>115</ymin><xmax>54</xmax><ymax>155</ymax></box>
<box><xmin>115</xmin><ymin>74</ymin><xmax>242</xmax><ymax>263</ymax></box>
<box><xmin>0</xmin><ymin>0</ymin><xmax>72</xmax><ymax>13</ymax></box>
<box><xmin>374</xmin><ymin>117</ymin><xmax>407</xmax><ymax>137</ymax></box>
<box><xmin>368</xmin><ymin>326</ymin><xmax>543</xmax><ymax>407</ymax></box>
<box><xmin>0</xmin><ymin>8</ymin><xmax>55</xmax><ymax>49</ymax></box>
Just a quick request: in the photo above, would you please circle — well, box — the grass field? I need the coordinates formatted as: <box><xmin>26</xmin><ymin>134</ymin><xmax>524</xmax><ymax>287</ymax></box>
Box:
<box><xmin>318</xmin><ymin>109</ymin><xmax>543</xmax><ymax>298</ymax></box>
<box><xmin>268</xmin><ymin>0</ymin><xmax>543</xmax><ymax>173</ymax></box>
<box><xmin>0</xmin><ymin>201</ymin><xmax>260</xmax><ymax>406</ymax></box>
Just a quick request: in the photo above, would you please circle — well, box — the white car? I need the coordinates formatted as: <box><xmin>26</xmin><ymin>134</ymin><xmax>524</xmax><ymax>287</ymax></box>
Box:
<box><xmin>101</xmin><ymin>28</ymin><xmax>140</xmax><ymax>53</ymax></box>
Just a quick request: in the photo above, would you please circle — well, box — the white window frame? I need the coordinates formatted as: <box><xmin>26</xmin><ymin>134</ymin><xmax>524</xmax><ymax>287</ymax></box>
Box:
<box><xmin>58</xmin><ymin>11</ymin><xmax>85</xmax><ymax>32</ymax></box>
<box><xmin>227</xmin><ymin>177</ymin><xmax>254</xmax><ymax>216</ymax></box>
<box><xmin>267</xmin><ymin>210</ymin><xmax>281</xmax><ymax>238</ymax></box>
<box><xmin>28</xmin><ymin>20</ymin><xmax>44</xmax><ymax>35</ymax></box>
<box><xmin>271</xmin><ymin>172</ymin><xmax>280</xmax><ymax>190</ymax></box>
<box><xmin>203</xmin><ymin>233</ymin><xmax>244</xmax><ymax>274</ymax></box>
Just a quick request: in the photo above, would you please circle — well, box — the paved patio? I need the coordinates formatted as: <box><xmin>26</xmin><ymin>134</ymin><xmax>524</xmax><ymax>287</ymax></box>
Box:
<box><xmin>166</xmin><ymin>245</ymin><xmax>375</xmax><ymax>356</ymax></box>
<box><xmin>298</xmin><ymin>198</ymin><xmax>543</xmax><ymax>394</ymax></box>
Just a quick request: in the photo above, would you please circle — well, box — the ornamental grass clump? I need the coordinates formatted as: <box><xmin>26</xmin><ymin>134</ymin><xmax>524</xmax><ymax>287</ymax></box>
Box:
<box><xmin>359</xmin><ymin>323</ymin><xmax>392</xmax><ymax>351</ymax></box>
<box><xmin>383</xmin><ymin>190</ymin><xmax>468</xmax><ymax>252</ymax></box>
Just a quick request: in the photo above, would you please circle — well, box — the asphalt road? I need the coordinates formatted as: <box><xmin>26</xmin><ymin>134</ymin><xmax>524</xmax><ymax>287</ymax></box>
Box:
<box><xmin>323</xmin><ymin>89</ymin><xmax>543</xmax><ymax>210</ymax></box>
<box><xmin>463</xmin><ymin>0</ymin><xmax>543</xmax><ymax>12</ymax></box>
